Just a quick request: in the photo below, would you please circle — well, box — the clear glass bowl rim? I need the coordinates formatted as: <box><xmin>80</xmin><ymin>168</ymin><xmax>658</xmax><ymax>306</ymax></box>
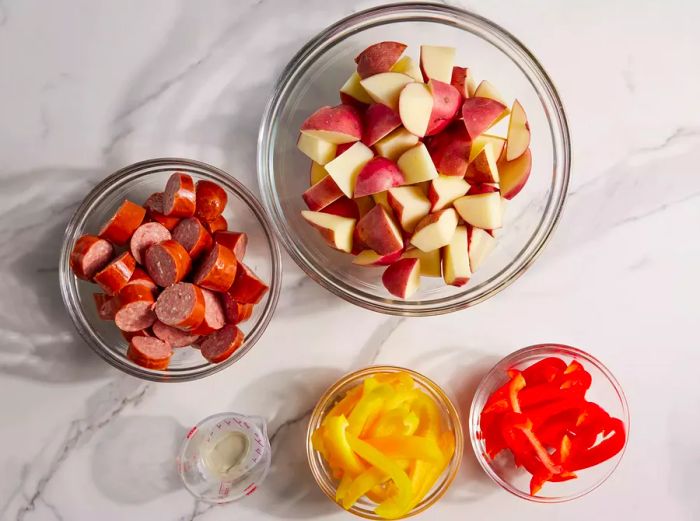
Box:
<box><xmin>257</xmin><ymin>2</ymin><xmax>571</xmax><ymax>316</ymax></box>
<box><xmin>59</xmin><ymin>157</ymin><xmax>283</xmax><ymax>383</ymax></box>
<box><xmin>306</xmin><ymin>365</ymin><xmax>465</xmax><ymax>519</ymax></box>
<box><xmin>468</xmin><ymin>343</ymin><xmax>630</xmax><ymax>503</ymax></box>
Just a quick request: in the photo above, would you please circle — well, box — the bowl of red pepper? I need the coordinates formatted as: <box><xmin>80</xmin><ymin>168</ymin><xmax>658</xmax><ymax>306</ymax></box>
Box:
<box><xmin>468</xmin><ymin>344</ymin><xmax>629</xmax><ymax>502</ymax></box>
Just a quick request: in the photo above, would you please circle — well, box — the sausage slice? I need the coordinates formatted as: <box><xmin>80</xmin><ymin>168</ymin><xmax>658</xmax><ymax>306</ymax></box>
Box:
<box><xmin>190</xmin><ymin>287</ymin><xmax>226</xmax><ymax>335</ymax></box>
<box><xmin>213</xmin><ymin>231</ymin><xmax>247</xmax><ymax>260</ymax></box>
<box><xmin>203</xmin><ymin>214</ymin><xmax>227</xmax><ymax>234</ymax></box>
<box><xmin>152</xmin><ymin>320</ymin><xmax>200</xmax><ymax>348</ymax></box>
<box><xmin>130</xmin><ymin>222</ymin><xmax>171</xmax><ymax>264</ymax></box>
<box><xmin>94</xmin><ymin>251</ymin><xmax>136</xmax><ymax>295</ymax></box>
<box><xmin>99</xmin><ymin>200</ymin><xmax>146</xmax><ymax>246</ymax></box>
<box><xmin>227</xmin><ymin>262</ymin><xmax>268</xmax><ymax>304</ymax></box>
<box><xmin>195</xmin><ymin>180</ymin><xmax>228</xmax><ymax>222</ymax></box>
<box><xmin>154</xmin><ymin>282</ymin><xmax>205</xmax><ymax>331</ymax></box>
<box><xmin>125</xmin><ymin>267</ymin><xmax>157</xmax><ymax>291</ymax></box>
<box><xmin>200</xmin><ymin>324</ymin><xmax>244</xmax><ymax>363</ymax></box>
<box><xmin>144</xmin><ymin>239</ymin><xmax>192</xmax><ymax>287</ymax></box>
<box><xmin>114</xmin><ymin>284</ymin><xmax>156</xmax><ymax>332</ymax></box>
<box><xmin>127</xmin><ymin>336</ymin><xmax>172</xmax><ymax>370</ymax></box>
<box><xmin>172</xmin><ymin>217</ymin><xmax>213</xmax><ymax>259</ymax></box>
<box><xmin>163</xmin><ymin>173</ymin><xmax>196</xmax><ymax>217</ymax></box>
<box><xmin>192</xmin><ymin>243</ymin><xmax>237</xmax><ymax>292</ymax></box>
<box><xmin>70</xmin><ymin>235</ymin><xmax>114</xmax><ymax>280</ymax></box>
<box><xmin>145</xmin><ymin>192</ymin><xmax>180</xmax><ymax>230</ymax></box>
<box><xmin>93</xmin><ymin>293</ymin><xmax>119</xmax><ymax>320</ymax></box>
<box><xmin>220</xmin><ymin>293</ymin><xmax>254</xmax><ymax>325</ymax></box>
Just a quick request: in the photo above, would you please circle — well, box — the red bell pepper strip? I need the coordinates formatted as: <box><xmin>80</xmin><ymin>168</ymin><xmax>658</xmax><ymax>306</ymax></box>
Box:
<box><xmin>524</xmin><ymin>396</ymin><xmax>584</xmax><ymax>428</ymax></box>
<box><xmin>567</xmin><ymin>417</ymin><xmax>626</xmax><ymax>471</ymax></box>
<box><xmin>555</xmin><ymin>361</ymin><xmax>592</xmax><ymax>393</ymax></box>
<box><xmin>500</xmin><ymin>413</ymin><xmax>563</xmax><ymax>477</ymax></box>
<box><xmin>508</xmin><ymin>372</ymin><xmax>526</xmax><ymax>413</ymax></box>
<box><xmin>534</xmin><ymin>409</ymin><xmax>581</xmax><ymax>448</ymax></box>
<box><xmin>571</xmin><ymin>401</ymin><xmax>611</xmax><ymax>449</ymax></box>
<box><xmin>519</xmin><ymin>357</ymin><xmax>567</xmax><ymax>385</ymax></box>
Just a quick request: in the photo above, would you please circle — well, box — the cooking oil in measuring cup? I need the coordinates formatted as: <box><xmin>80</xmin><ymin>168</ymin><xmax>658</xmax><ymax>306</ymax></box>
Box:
<box><xmin>178</xmin><ymin>412</ymin><xmax>271</xmax><ymax>503</ymax></box>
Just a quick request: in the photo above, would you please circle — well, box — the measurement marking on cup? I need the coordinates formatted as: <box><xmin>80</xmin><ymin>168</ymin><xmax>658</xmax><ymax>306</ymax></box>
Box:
<box><xmin>186</xmin><ymin>426</ymin><xmax>198</xmax><ymax>439</ymax></box>
<box><xmin>244</xmin><ymin>483</ymin><xmax>257</xmax><ymax>496</ymax></box>
<box><xmin>243</xmin><ymin>422</ymin><xmax>251</xmax><ymax>429</ymax></box>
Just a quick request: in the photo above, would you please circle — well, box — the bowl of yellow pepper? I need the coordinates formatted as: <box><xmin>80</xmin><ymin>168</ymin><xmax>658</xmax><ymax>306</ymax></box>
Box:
<box><xmin>307</xmin><ymin>366</ymin><xmax>463</xmax><ymax>519</ymax></box>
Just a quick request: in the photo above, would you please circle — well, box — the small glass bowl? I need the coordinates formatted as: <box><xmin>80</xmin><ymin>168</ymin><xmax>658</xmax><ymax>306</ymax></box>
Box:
<box><xmin>306</xmin><ymin>366</ymin><xmax>464</xmax><ymax>519</ymax></box>
<box><xmin>469</xmin><ymin>344</ymin><xmax>630</xmax><ymax>502</ymax></box>
<box><xmin>59</xmin><ymin>158</ymin><xmax>282</xmax><ymax>382</ymax></box>
<box><xmin>258</xmin><ymin>3</ymin><xmax>570</xmax><ymax>316</ymax></box>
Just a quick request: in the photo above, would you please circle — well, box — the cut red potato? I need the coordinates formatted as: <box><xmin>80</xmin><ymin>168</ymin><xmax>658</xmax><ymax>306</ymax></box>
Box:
<box><xmin>340</xmin><ymin>72</ymin><xmax>374</xmax><ymax>105</ymax></box>
<box><xmin>114</xmin><ymin>284</ymin><xmax>156</xmax><ymax>332</ymax></box>
<box><xmin>200</xmin><ymin>324</ymin><xmax>244</xmax><ymax>363</ymax></box>
<box><xmin>351</xmin><ymin>227</ymin><xmax>368</xmax><ymax>255</ymax></box>
<box><xmin>152</xmin><ymin>320</ymin><xmax>200</xmax><ymax>348</ymax></box>
<box><xmin>387</xmin><ymin>186</ymin><xmax>431</xmax><ymax>232</ymax></box>
<box><xmin>505</xmin><ymin>100</ymin><xmax>530</xmax><ymax>161</ymax></box>
<box><xmin>382</xmin><ymin>257</ymin><xmax>421</xmax><ymax>298</ymax></box>
<box><xmin>399</xmin><ymin>82</ymin><xmax>434</xmax><ymax>136</ymax></box>
<box><xmin>402</xmin><ymin>248</ymin><xmax>441</xmax><ymax>278</ymax></box>
<box><xmin>203</xmin><ymin>214</ymin><xmax>227</xmax><ymax>234</ymax></box>
<box><xmin>352</xmin><ymin>249</ymin><xmax>403</xmax><ymax>267</ymax></box>
<box><xmin>163</xmin><ymin>173</ymin><xmax>196</xmax><ymax>218</ymax></box>
<box><xmin>144</xmin><ymin>239</ymin><xmax>192</xmax><ymax>287</ymax></box>
<box><xmin>155</xmin><ymin>282</ymin><xmax>205</xmax><ymax>331</ymax></box>
<box><xmin>94</xmin><ymin>251</ymin><xmax>136</xmax><ymax>295</ymax></box>
<box><xmin>372</xmin><ymin>191</ymin><xmax>392</xmax><ymax>213</ymax></box>
<box><xmin>354</xmin><ymin>157</ymin><xmax>404</xmax><ymax>198</ymax></box>
<box><xmin>425</xmin><ymin>80</ymin><xmax>461</xmax><ymax>136</ymax></box>
<box><xmin>374</xmin><ymin>127</ymin><xmax>419</xmax><ymax>161</ymax></box>
<box><xmin>468</xmin><ymin>226</ymin><xmax>497</xmax><ymax>272</ymax></box>
<box><xmin>190</xmin><ymin>287</ymin><xmax>226</xmax><ymax>335</ymax></box>
<box><xmin>310</xmin><ymin>162</ymin><xmax>328</xmax><ymax>185</ymax></box>
<box><xmin>130</xmin><ymin>222</ymin><xmax>171</xmax><ymax>264</ymax></box>
<box><xmin>221</xmin><ymin>294</ymin><xmax>254</xmax><ymax>325</ymax></box>
<box><xmin>322</xmin><ymin>197</ymin><xmax>360</xmax><ymax>220</ymax></box>
<box><xmin>303</xmin><ymin>175</ymin><xmax>344</xmax><ymax>210</ymax></box>
<box><xmin>301</xmin><ymin>104</ymin><xmax>362</xmax><ymax>144</ymax></box>
<box><xmin>99</xmin><ymin>200</ymin><xmax>146</xmax><ymax>246</ymax></box>
<box><xmin>391</xmin><ymin>56</ymin><xmax>423</xmax><ymax>82</ymax></box>
<box><xmin>473</xmin><ymin>80</ymin><xmax>508</xmax><ymax>105</ymax></box>
<box><xmin>410</xmin><ymin>208</ymin><xmax>458</xmax><ymax>252</ymax></box>
<box><xmin>302</xmin><ymin>211</ymin><xmax>355</xmax><ymax>252</ymax></box>
<box><xmin>498</xmin><ymin>148</ymin><xmax>532</xmax><ymax>199</ymax></box>
<box><xmin>451</xmin><ymin>66</ymin><xmax>476</xmax><ymax>98</ymax></box>
<box><xmin>228</xmin><ymin>263</ymin><xmax>269</xmax><ymax>304</ymax></box>
<box><xmin>397</xmin><ymin>143</ymin><xmax>439</xmax><ymax>184</ymax></box>
<box><xmin>324</xmin><ymin>141</ymin><xmax>374</xmax><ymax>198</ymax></box>
<box><xmin>214</xmin><ymin>231</ymin><xmax>247</xmax><ymax>260</ymax></box>
<box><xmin>362</xmin><ymin>103</ymin><xmax>402</xmax><ymax>146</ymax></box>
<box><xmin>428</xmin><ymin>176</ymin><xmax>470</xmax><ymax>212</ymax></box>
<box><xmin>355</xmin><ymin>196</ymin><xmax>375</xmax><ymax>218</ymax></box>
<box><xmin>465</xmin><ymin>145</ymin><xmax>499</xmax><ymax>184</ymax></box>
<box><xmin>297</xmin><ymin>133</ymin><xmax>337</xmax><ymax>165</ymax></box>
<box><xmin>467</xmin><ymin>183</ymin><xmax>500</xmax><ymax>195</ymax></box>
<box><xmin>356</xmin><ymin>205</ymin><xmax>404</xmax><ymax>255</ymax></box>
<box><xmin>70</xmin><ymin>235</ymin><xmax>114</xmax><ymax>280</ymax></box>
<box><xmin>462</xmin><ymin>97</ymin><xmax>507</xmax><ymax>140</ymax></box>
<box><xmin>442</xmin><ymin>225</ymin><xmax>471</xmax><ymax>287</ymax></box>
<box><xmin>93</xmin><ymin>293</ymin><xmax>119</xmax><ymax>320</ymax></box>
<box><xmin>127</xmin><ymin>336</ymin><xmax>172</xmax><ymax>370</ymax></box>
<box><xmin>355</xmin><ymin>41</ymin><xmax>407</xmax><ymax>78</ymax></box>
<box><xmin>360</xmin><ymin>72</ymin><xmax>414</xmax><ymax>111</ymax></box>
<box><xmin>420</xmin><ymin>45</ymin><xmax>455</xmax><ymax>83</ymax></box>
<box><xmin>195</xmin><ymin>180</ymin><xmax>228</xmax><ymax>222</ymax></box>
<box><xmin>469</xmin><ymin>134</ymin><xmax>506</xmax><ymax>162</ymax></box>
<box><xmin>426</xmin><ymin>123</ymin><xmax>470</xmax><ymax>177</ymax></box>
<box><xmin>453</xmin><ymin>192</ymin><xmax>503</xmax><ymax>230</ymax></box>
<box><xmin>144</xmin><ymin>192</ymin><xmax>180</xmax><ymax>230</ymax></box>
<box><xmin>193</xmin><ymin>243</ymin><xmax>238</xmax><ymax>292</ymax></box>
<box><xmin>172</xmin><ymin>217</ymin><xmax>213</xmax><ymax>259</ymax></box>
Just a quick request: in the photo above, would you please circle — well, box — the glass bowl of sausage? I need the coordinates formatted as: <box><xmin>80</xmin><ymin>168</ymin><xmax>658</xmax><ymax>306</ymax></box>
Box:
<box><xmin>59</xmin><ymin>158</ymin><xmax>282</xmax><ymax>382</ymax></box>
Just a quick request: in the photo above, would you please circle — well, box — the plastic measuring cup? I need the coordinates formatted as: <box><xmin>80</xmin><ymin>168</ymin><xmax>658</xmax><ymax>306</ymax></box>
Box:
<box><xmin>177</xmin><ymin>412</ymin><xmax>271</xmax><ymax>503</ymax></box>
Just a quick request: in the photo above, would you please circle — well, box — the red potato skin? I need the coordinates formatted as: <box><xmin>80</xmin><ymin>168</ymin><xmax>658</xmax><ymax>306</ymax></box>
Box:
<box><xmin>451</xmin><ymin>66</ymin><xmax>471</xmax><ymax>99</ymax></box>
<box><xmin>303</xmin><ymin>175</ymin><xmax>344</xmax><ymax>211</ymax></box>
<box><xmin>69</xmin><ymin>235</ymin><xmax>114</xmax><ymax>280</ymax></box>
<box><xmin>461</xmin><ymin>97</ymin><xmax>507</xmax><ymax>140</ymax></box>
<box><xmin>335</xmin><ymin>142</ymin><xmax>354</xmax><ymax>157</ymax></box>
<box><xmin>213</xmin><ymin>231</ymin><xmax>247</xmax><ymax>260</ymax></box>
<box><xmin>498</xmin><ymin>148</ymin><xmax>532</xmax><ymax>199</ymax></box>
<box><xmin>99</xmin><ymin>200</ymin><xmax>146</xmax><ymax>246</ymax></box>
<box><xmin>221</xmin><ymin>293</ymin><xmax>254</xmax><ymax>325</ymax></box>
<box><xmin>340</xmin><ymin>91</ymin><xmax>369</xmax><ymax>110</ymax></box>
<box><xmin>203</xmin><ymin>214</ymin><xmax>227</xmax><ymax>234</ymax></box>
<box><xmin>193</xmin><ymin>244</ymin><xmax>238</xmax><ymax>292</ymax></box>
<box><xmin>382</xmin><ymin>257</ymin><xmax>419</xmax><ymax>299</ymax></box>
<box><xmin>467</xmin><ymin>184</ymin><xmax>500</xmax><ymax>195</ymax></box>
<box><xmin>172</xmin><ymin>217</ymin><xmax>214</xmax><ymax>259</ymax></box>
<box><xmin>321</xmin><ymin>197</ymin><xmax>360</xmax><ymax>220</ymax></box>
<box><xmin>301</xmin><ymin>105</ymin><xmax>362</xmax><ymax>142</ymax></box>
<box><xmin>426</xmin><ymin>80</ymin><xmax>461</xmax><ymax>136</ymax></box>
<box><xmin>195</xmin><ymin>180</ymin><xmax>228</xmax><ymax>222</ymax></box>
<box><xmin>464</xmin><ymin>159</ymin><xmax>498</xmax><ymax>184</ymax></box>
<box><xmin>144</xmin><ymin>239</ymin><xmax>192</xmax><ymax>287</ymax></box>
<box><xmin>355</xmin><ymin>41</ymin><xmax>407</xmax><ymax>78</ymax></box>
<box><xmin>356</xmin><ymin>205</ymin><xmax>403</xmax><ymax>255</ymax></box>
<box><xmin>94</xmin><ymin>251</ymin><xmax>136</xmax><ymax>296</ymax></box>
<box><xmin>163</xmin><ymin>173</ymin><xmax>196</xmax><ymax>217</ymax></box>
<box><xmin>227</xmin><ymin>263</ymin><xmax>269</xmax><ymax>304</ymax></box>
<box><xmin>362</xmin><ymin>103</ymin><xmax>402</xmax><ymax>146</ymax></box>
<box><xmin>351</xmin><ymin>228</ymin><xmax>368</xmax><ymax>255</ymax></box>
<box><xmin>425</xmin><ymin>122</ymin><xmax>471</xmax><ymax>177</ymax></box>
<box><xmin>353</xmin><ymin>157</ymin><xmax>404</xmax><ymax>198</ymax></box>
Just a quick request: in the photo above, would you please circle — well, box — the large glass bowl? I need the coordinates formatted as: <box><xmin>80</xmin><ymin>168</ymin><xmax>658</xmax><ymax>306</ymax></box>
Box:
<box><xmin>469</xmin><ymin>344</ymin><xmax>630</xmax><ymax>502</ymax></box>
<box><xmin>306</xmin><ymin>366</ymin><xmax>464</xmax><ymax>519</ymax></box>
<box><xmin>59</xmin><ymin>158</ymin><xmax>282</xmax><ymax>382</ymax></box>
<box><xmin>258</xmin><ymin>2</ymin><xmax>570</xmax><ymax>316</ymax></box>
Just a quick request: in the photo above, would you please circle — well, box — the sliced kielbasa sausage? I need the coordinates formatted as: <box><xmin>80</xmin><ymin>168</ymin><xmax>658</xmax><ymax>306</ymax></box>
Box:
<box><xmin>94</xmin><ymin>251</ymin><xmax>136</xmax><ymax>295</ymax></box>
<box><xmin>227</xmin><ymin>262</ymin><xmax>268</xmax><ymax>304</ymax></box>
<box><xmin>220</xmin><ymin>293</ymin><xmax>254</xmax><ymax>325</ymax></box>
<box><xmin>114</xmin><ymin>284</ymin><xmax>156</xmax><ymax>332</ymax></box>
<box><xmin>127</xmin><ymin>336</ymin><xmax>172</xmax><ymax>370</ymax></box>
<box><xmin>93</xmin><ymin>293</ymin><xmax>119</xmax><ymax>320</ymax></box>
<box><xmin>144</xmin><ymin>239</ymin><xmax>192</xmax><ymax>287</ymax></box>
<box><xmin>125</xmin><ymin>267</ymin><xmax>157</xmax><ymax>291</ymax></box>
<box><xmin>70</xmin><ymin>235</ymin><xmax>114</xmax><ymax>280</ymax></box>
<box><xmin>154</xmin><ymin>282</ymin><xmax>205</xmax><ymax>332</ymax></box>
<box><xmin>195</xmin><ymin>180</ymin><xmax>228</xmax><ymax>222</ymax></box>
<box><xmin>144</xmin><ymin>192</ymin><xmax>180</xmax><ymax>230</ymax></box>
<box><xmin>190</xmin><ymin>287</ymin><xmax>226</xmax><ymax>335</ymax></box>
<box><xmin>152</xmin><ymin>320</ymin><xmax>200</xmax><ymax>348</ymax></box>
<box><xmin>214</xmin><ymin>231</ymin><xmax>247</xmax><ymax>260</ymax></box>
<box><xmin>200</xmin><ymin>324</ymin><xmax>244</xmax><ymax>363</ymax></box>
<box><xmin>192</xmin><ymin>243</ymin><xmax>237</xmax><ymax>292</ymax></box>
<box><xmin>203</xmin><ymin>214</ymin><xmax>227</xmax><ymax>234</ymax></box>
<box><xmin>99</xmin><ymin>200</ymin><xmax>146</xmax><ymax>246</ymax></box>
<box><xmin>163</xmin><ymin>173</ymin><xmax>196</xmax><ymax>218</ymax></box>
<box><xmin>172</xmin><ymin>217</ymin><xmax>213</xmax><ymax>259</ymax></box>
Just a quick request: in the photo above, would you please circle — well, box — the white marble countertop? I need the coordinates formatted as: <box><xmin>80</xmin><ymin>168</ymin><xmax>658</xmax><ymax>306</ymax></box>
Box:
<box><xmin>1</xmin><ymin>0</ymin><xmax>699</xmax><ymax>520</ymax></box>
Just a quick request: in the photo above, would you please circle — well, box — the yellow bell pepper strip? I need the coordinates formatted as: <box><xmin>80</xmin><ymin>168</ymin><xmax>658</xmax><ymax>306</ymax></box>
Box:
<box><xmin>412</xmin><ymin>390</ymin><xmax>442</xmax><ymax>438</ymax></box>
<box><xmin>324</xmin><ymin>415</ymin><xmax>366</xmax><ymax>476</ymax></box>
<box><xmin>375</xmin><ymin>371</ymin><xmax>415</xmax><ymax>390</ymax></box>
<box><xmin>366</xmin><ymin>482</ymin><xmax>394</xmax><ymax>503</ymax></box>
<box><xmin>364</xmin><ymin>436</ymin><xmax>443</xmax><ymax>463</ymax></box>
<box><xmin>323</xmin><ymin>385</ymin><xmax>363</xmax><ymax>425</ymax></box>
<box><xmin>335</xmin><ymin>473</ymin><xmax>353</xmax><ymax>503</ymax></box>
<box><xmin>311</xmin><ymin>425</ymin><xmax>327</xmax><ymax>456</ymax></box>
<box><xmin>438</xmin><ymin>430</ymin><xmax>456</xmax><ymax>462</ymax></box>
<box><xmin>347</xmin><ymin>384</ymin><xmax>393</xmax><ymax>437</ymax></box>
<box><xmin>342</xmin><ymin>467</ymin><xmax>387</xmax><ymax>509</ymax></box>
<box><xmin>347</xmin><ymin>435</ymin><xmax>413</xmax><ymax>517</ymax></box>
